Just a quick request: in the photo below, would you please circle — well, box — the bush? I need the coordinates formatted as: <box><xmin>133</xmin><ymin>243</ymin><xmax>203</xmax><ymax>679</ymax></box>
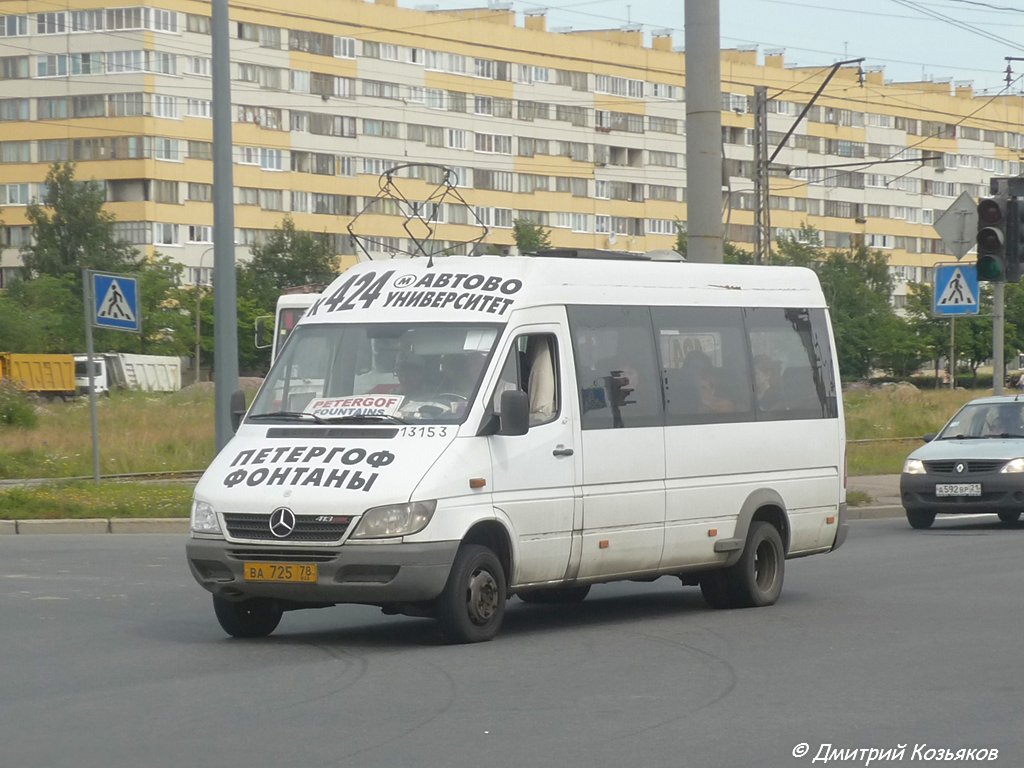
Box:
<box><xmin>0</xmin><ymin>382</ymin><xmax>38</xmax><ymax>428</ymax></box>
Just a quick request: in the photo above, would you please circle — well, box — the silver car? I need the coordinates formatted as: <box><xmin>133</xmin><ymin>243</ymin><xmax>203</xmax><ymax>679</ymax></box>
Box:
<box><xmin>900</xmin><ymin>395</ymin><xmax>1024</xmax><ymax>529</ymax></box>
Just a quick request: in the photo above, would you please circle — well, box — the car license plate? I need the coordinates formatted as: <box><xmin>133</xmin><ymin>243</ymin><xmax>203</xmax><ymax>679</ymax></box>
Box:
<box><xmin>935</xmin><ymin>483</ymin><xmax>981</xmax><ymax>497</ymax></box>
<box><xmin>243</xmin><ymin>562</ymin><xmax>318</xmax><ymax>583</ymax></box>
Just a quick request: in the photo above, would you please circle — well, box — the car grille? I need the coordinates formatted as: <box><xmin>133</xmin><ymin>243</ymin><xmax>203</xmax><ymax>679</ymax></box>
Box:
<box><xmin>924</xmin><ymin>459</ymin><xmax>1007</xmax><ymax>474</ymax></box>
<box><xmin>223</xmin><ymin>513</ymin><xmax>351</xmax><ymax>543</ymax></box>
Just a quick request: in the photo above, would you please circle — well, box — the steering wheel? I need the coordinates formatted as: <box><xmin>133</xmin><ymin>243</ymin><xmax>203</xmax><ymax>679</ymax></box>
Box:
<box><xmin>435</xmin><ymin>393</ymin><xmax>468</xmax><ymax>403</ymax></box>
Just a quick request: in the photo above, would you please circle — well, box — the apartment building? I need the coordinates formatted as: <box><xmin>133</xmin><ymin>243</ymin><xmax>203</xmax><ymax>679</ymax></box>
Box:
<box><xmin>1</xmin><ymin>0</ymin><xmax>1023</xmax><ymax>307</ymax></box>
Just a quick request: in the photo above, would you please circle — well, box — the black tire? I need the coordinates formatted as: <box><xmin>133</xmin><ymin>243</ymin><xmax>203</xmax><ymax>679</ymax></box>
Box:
<box><xmin>700</xmin><ymin>521</ymin><xmax>785</xmax><ymax>609</ymax></box>
<box><xmin>518</xmin><ymin>585</ymin><xmax>591</xmax><ymax>604</ymax></box>
<box><xmin>997</xmin><ymin>510</ymin><xmax>1021</xmax><ymax>524</ymax></box>
<box><xmin>213</xmin><ymin>596</ymin><xmax>283</xmax><ymax>638</ymax></box>
<box><xmin>906</xmin><ymin>509</ymin><xmax>936</xmax><ymax>530</ymax></box>
<box><xmin>436</xmin><ymin>544</ymin><xmax>506</xmax><ymax>644</ymax></box>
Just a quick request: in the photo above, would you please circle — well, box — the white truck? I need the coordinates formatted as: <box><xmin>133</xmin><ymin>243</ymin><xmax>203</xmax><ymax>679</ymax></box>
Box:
<box><xmin>74</xmin><ymin>353</ymin><xmax>183</xmax><ymax>395</ymax></box>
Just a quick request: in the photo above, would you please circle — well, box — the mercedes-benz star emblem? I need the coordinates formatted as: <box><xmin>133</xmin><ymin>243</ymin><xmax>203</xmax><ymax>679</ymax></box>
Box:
<box><xmin>955</xmin><ymin>463</ymin><xmax>966</xmax><ymax>474</ymax></box>
<box><xmin>269</xmin><ymin>507</ymin><xmax>297</xmax><ymax>538</ymax></box>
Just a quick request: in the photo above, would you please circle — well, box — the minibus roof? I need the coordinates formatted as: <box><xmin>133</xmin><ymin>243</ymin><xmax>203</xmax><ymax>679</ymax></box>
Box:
<box><xmin>300</xmin><ymin>255</ymin><xmax>827</xmax><ymax>326</ymax></box>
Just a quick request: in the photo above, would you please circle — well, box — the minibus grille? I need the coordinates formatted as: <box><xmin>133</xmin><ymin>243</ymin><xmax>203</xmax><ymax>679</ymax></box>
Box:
<box><xmin>223</xmin><ymin>512</ymin><xmax>351</xmax><ymax>543</ymax></box>
<box><xmin>226</xmin><ymin>549</ymin><xmax>337</xmax><ymax>563</ymax></box>
<box><xmin>924</xmin><ymin>459</ymin><xmax>1006</xmax><ymax>474</ymax></box>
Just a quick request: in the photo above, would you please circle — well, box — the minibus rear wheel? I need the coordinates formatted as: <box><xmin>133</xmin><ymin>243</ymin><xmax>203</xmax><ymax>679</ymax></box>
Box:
<box><xmin>700</xmin><ymin>521</ymin><xmax>784</xmax><ymax>609</ymax></box>
<box><xmin>436</xmin><ymin>544</ymin><xmax>507</xmax><ymax>644</ymax></box>
<box><xmin>213</xmin><ymin>595</ymin><xmax>283</xmax><ymax>638</ymax></box>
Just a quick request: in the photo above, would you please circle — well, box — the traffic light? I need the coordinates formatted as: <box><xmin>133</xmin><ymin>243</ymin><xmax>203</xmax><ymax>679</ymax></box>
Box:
<box><xmin>977</xmin><ymin>195</ymin><xmax>1008</xmax><ymax>282</ymax></box>
<box><xmin>1006</xmin><ymin>197</ymin><xmax>1024</xmax><ymax>283</ymax></box>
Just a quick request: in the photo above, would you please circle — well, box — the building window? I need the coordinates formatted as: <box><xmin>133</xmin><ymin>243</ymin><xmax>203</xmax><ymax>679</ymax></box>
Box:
<box><xmin>154</xmin><ymin>222</ymin><xmax>179</xmax><ymax>246</ymax></box>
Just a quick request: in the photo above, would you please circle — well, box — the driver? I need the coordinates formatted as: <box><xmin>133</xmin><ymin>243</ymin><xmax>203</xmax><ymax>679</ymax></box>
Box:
<box><xmin>396</xmin><ymin>354</ymin><xmax>432</xmax><ymax>398</ymax></box>
<box><xmin>987</xmin><ymin>406</ymin><xmax>1020</xmax><ymax>436</ymax></box>
<box><xmin>396</xmin><ymin>354</ymin><xmax>450</xmax><ymax>418</ymax></box>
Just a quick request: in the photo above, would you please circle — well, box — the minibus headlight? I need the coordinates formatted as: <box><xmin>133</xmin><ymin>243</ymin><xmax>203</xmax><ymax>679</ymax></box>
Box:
<box><xmin>351</xmin><ymin>501</ymin><xmax>436</xmax><ymax>539</ymax></box>
<box><xmin>902</xmin><ymin>459</ymin><xmax>926</xmax><ymax>475</ymax></box>
<box><xmin>190</xmin><ymin>499</ymin><xmax>222</xmax><ymax>534</ymax></box>
<box><xmin>1001</xmin><ymin>458</ymin><xmax>1024</xmax><ymax>473</ymax></box>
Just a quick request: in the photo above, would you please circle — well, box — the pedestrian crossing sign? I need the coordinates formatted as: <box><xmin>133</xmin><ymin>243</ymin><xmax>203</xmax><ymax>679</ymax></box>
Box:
<box><xmin>933</xmin><ymin>263</ymin><xmax>979</xmax><ymax>317</ymax></box>
<box><xmin>92</xmin><ymin>272</ymin><xmax>141</xmax><ymax>332</ymax></box>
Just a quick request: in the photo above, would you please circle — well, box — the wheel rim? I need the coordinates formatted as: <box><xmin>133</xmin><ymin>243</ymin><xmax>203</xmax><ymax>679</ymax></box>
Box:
<box><xmin>753</xmin><ymin>539</ymin><xmax>778</xmax><ymax>591</ymax></box>
<box><xmin>465</xmin><ymin>567</ymin><xmax>499</xmax><ymax>626</ymax></box>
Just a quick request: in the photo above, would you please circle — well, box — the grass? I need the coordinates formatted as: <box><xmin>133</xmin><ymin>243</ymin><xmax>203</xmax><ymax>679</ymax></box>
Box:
<box><xmin>0</xmin><ymin>387</ymin><xmax>217</xmax><ymax>479</ymax></box>
<box><xmin>0</xmin><ymin>481</ymin><xmax>194</xmax><ymax>520</ymax></box>
<box><xmin>0</xmin><ymin>382</ymin><xmax>993</xmax><ymax>519</ymax></box>
<box><xmin>844</xmin><ymin>385</ymin><xmax>977</xmax><ymax>475</ymax></box>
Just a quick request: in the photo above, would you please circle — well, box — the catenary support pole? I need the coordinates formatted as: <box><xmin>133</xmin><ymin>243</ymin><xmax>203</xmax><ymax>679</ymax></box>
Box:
<box><xmin>211</xmin><ymin>0</ymin><xmax>239</xmax><ymax>450</ymax></box>
<box><xmin>684</xmin><ymin>0</ymin><xmax>723</xmax><ymax>263</ymax></box>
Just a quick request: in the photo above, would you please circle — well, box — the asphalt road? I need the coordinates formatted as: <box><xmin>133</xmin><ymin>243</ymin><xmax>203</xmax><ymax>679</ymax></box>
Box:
<box><xmin>2</xmin><ymin>517</ymin><xmax>1021</xmax><ymax>768</ymax></box>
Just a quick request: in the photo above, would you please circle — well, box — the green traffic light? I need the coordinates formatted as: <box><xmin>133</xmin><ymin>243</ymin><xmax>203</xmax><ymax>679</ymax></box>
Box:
<box><xmin>978</xmin><ymin>254</ymin><xmax>1005</xmax><ymax>281</ymax></box>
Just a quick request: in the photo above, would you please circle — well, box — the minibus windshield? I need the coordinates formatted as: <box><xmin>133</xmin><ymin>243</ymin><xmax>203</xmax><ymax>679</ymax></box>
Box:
<box><xmin>249</xmin><ymin>322</ymin><xmax>502</xmax><ymax>424</ymax></box>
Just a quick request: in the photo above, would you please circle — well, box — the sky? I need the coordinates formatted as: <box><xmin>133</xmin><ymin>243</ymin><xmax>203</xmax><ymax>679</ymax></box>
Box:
<box><xmin>401</xmin><ymin>0</ymin><xmax>1024</xmax><ymax>94</ymax></box>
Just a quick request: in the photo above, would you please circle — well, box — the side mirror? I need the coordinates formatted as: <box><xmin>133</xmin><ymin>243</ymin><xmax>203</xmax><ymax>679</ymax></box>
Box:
<box><xmin>498</xmin><ymin>389</ymin><xmax>529</xmax><ymax>436</ymax></box>
<box><xmin>230</xmin><ymin>389</ymin><xmax>247</xmax><ymax>433</ymax></box>
<box><xmin>922</xmin><ymin>433</ymin><xmax>936</xmax><ymax>443</ymax></box>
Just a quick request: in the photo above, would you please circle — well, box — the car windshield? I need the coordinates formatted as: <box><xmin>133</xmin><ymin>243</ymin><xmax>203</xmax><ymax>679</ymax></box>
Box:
<box><xmin>249</xmin><ymin>322</ymin><xmax>501</xmax><ymax>424</ymax></box>
<box><xmin>938</xmin><ymin>401</ymin><xmax>1024</xmax><ymax>439</ymax></box>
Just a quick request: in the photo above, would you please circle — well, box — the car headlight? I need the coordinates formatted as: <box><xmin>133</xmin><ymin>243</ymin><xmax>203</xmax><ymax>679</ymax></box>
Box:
<box><xmin>190</xmin><ymin>499</ymin><xmax>222</xmax><ymax>534</ymax></box>
<box><xmin>903</xmin><ymin>458</ymin><xmax>926</xmax><ymax>475</ymax></box>
<box><xmin>1001</xmin><ymin>458</ymin><xmax>1024</xmax><ymax>473</ymax></box>
<box><xmin>351</xmin><ymin>500</ymin><xmax>436</xmax><ymax>539</ymax></box>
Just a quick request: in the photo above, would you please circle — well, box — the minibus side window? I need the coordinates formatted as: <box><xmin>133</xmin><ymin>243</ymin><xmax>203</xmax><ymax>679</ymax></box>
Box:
<box><xmin>651</xmin><ymin>306</ymin><xmax>753</xmax><ymax>425</ymax></box>
<box><xmin>744</xmin><ymin>307</ymin><xmax>837</xmax><ymax>420</ymax></box>
<box><xmin>490</xmin><ymin>333</ymin><xmax>560</xmax><ymax>426</ymax></box>
<box><xmin>567</xmin><ymin>306</ymin><xmax>662</xmax><ymax>430</ymax></box>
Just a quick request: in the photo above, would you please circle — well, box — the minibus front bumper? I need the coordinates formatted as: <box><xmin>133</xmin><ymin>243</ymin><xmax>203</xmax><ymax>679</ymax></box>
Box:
<box><xmin>186</xmin><ymin>538</ymin><xmax>460</xmax><ymax>605</ymax></box>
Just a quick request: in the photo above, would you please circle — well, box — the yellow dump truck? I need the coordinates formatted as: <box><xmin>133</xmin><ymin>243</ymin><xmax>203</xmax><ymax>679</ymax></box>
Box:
<box><xmin>0</xmin><ymin>353</ymin><xmax>76</xmax><ymax>398</ymax></box>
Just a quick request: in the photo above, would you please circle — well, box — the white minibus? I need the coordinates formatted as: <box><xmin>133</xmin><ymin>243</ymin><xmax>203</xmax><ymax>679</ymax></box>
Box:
<box><xmin>187</xmin><ymin>253</ymin><xmax>847</xmax><ymax>643</ymax></box>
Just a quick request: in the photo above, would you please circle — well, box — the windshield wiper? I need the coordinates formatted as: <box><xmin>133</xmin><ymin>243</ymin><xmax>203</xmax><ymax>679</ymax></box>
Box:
<box><xmin>248</xmin><ymin>411</ymin><xmax>327</xmax><ymax>424</ymax></box>
<box><xmin>318</xmin><ymin>414</ymin><xmax>408</xmax><ymax>424</ymax></box>
<box><xmin>986</xmin><ymin>432</ymin><xmax>1024</xmax><ymax>439</ymax></box>
<box><xmin>938</xmin><ymin>434</ymin><xmax>986</xmax><ymax>440</ymax></box>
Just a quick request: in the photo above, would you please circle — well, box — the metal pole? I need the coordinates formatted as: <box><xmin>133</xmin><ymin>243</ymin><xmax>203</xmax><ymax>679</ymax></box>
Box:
<box><xmin>684</xmin><ymin>0</ymin><xmax>723</xmax><ymax>263</ymax></box>
<box><xmin>82</xmin><ymin>270</ymin><xmax>100</xmax><ymax>484</ymax></box>
<box><xmin>194</xmin><ymin>247</ymin><xmax>213</xmax><ymax>385</ymax></box>
<box><xmin>950</xmin><ymin>317</ymin><xmax>955</xmax><ymax>390</ymax></box>
<box><xmin>994</xmin><ymin>281</ymin><xmax>1005</xmax><ymax>395</ymax></box>
<box><xmin>212</xmin><ymin>0</ymin><xmax>239</xmax><ymax>449</ymax></box>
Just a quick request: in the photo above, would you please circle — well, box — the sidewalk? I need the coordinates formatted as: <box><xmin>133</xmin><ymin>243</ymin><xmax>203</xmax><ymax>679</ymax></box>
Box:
<box><xmin>847</xmin><ymin>474</ymin><xmax>903</xmax><ymax>520</ymax></box>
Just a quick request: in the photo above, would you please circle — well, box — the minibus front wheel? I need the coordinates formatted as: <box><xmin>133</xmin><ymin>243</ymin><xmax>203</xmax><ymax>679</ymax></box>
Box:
<box><xmin>700</xmin><ymin>521</ymin><xmax>784</xmax><ymax>609</ymax></box>
<box><xmin>436</xmin><ymin>544</ymin><xmax>507</xmax><ymax>644</ymax></box>
<box><xmin>213</xmin><ymin>595</ymin><xmax>283</xmax><ymax>638</ymax></box>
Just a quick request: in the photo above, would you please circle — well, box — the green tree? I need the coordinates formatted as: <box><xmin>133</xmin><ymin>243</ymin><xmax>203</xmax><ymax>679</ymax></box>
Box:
<box><xmin>773</xmin><ymin>227</ymin><xmax>900</xmax><ymax>380</ymax></box>
<box><xmin>20</xmin><ymin>162</ymin><xmax>139</xmax><ymax>279</ymax></box>
<box><xmin>904</xmin><ymin>282</ymin><xmax>951</xmax><ymax>384</ymax></box>
<box><xmin>512</xmin><ymin>219</ymin><xmax>552</xmax><ymax>253</ymax></box>
<box><xmin>239</xmin><ymin>216</ymin><xmax>338</xmax><ymax>308</ymax></box>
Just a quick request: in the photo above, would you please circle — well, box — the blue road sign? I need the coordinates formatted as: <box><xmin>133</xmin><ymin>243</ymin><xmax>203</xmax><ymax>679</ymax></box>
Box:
<box><xmin>933</xmin><ymin>263</ymin><xmax>979</xmax><ymax>317</ymax></box>
<box><xmin>92</xmin><ymin>273</ymin><xmax>141</xmax><ymax>332</ymax></box>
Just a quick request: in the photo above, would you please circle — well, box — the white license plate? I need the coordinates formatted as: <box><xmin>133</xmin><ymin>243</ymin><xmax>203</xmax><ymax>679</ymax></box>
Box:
<box><xmin>935</xmin><ymin>483</ymin><xmax>981</xmax><ymax>497</ymax></box>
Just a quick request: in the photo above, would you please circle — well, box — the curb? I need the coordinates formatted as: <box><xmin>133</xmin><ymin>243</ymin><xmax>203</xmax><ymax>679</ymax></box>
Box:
<box><xmin>847</xmin><ymin>504</ymin><xmax>903</xmax><ymax>520</ymax></box>
<box><xmin>4</xmin><ymin>518</ymin><xmax>189</xmax><ymax>535</ymax></box>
